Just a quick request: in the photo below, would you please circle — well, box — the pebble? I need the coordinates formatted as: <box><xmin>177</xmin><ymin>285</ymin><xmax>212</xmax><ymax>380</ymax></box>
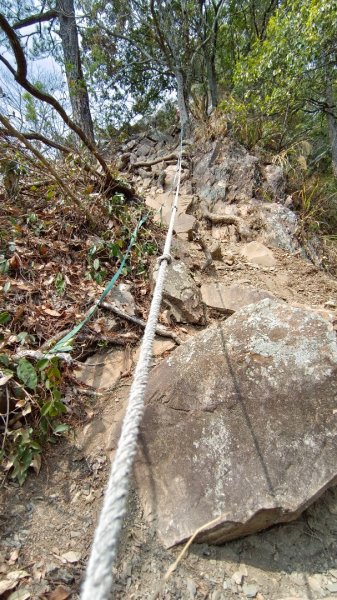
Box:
<box><xmin>327</xmin><ymin>582</ymin><xmax>337</xmax><ymax>593</ymax></box>
<box><xmin>242</xmin><ymin>583</ymin><xmax>259</xmax><ymax>598</ymax></box>
<box><xmin>186</xmin><ymin>578</ymin><xmax>197</xmax><ymax>598</ymax></box>
<box><xmin>223</xmin><ymin>578</ymin><xmax>232</xmax><ymax>590</ymax></box>
<box><xmin>46</xmin><ymin>566</ymin><xmax>74</xmax><ymax>585</ymax></box>
<box><xmin>232</xmin><ymin>566</ymin><xmax>248</xmax><ymax>586</ymax></box>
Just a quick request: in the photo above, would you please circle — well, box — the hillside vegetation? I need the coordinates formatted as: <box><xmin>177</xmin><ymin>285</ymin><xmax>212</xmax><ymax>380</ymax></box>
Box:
<box><xmin>0</xmin><ymin>0</ymin><xmax>337</xmax><ymax>483</ymax></box>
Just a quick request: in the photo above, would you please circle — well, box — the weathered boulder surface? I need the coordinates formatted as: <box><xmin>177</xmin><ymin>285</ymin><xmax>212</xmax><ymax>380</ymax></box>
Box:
<box><xmin>262</xmin><ymin>164</ymin><xmax>286</xmax><ymax>201</ymax></box>
<box><xmin>201</xmin><ymin>283</ymin><xmax>275</xmax><ymax>313</ymax></box>
<box><xmin>135</xmin><ymin>299</ymin><xmax>337</xmax><ymax>547</ymax></box>
<box><xmin>153</xmin><ymin>260</ymin><xmax>204</xmax><ymax>324</ymax></box>
<box><xmin>193</xmin><ymin>138</ymin><xmax>259</xmax><ymax>206</ymax></box>
<box><xmin>258</xmin><ymin>203</ymin><xmax>300</xmax><ymax>253</ymax></box>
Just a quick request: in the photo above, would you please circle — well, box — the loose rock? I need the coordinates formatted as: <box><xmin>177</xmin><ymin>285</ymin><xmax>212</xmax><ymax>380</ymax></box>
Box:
<box><xmin>153</xmin><ymin>260</ymin><xmax>204</xmax><ymax>324</ymax></box>
<box><xmin>241</xmin><ymin>241</ymin><xmax>276</xmax><ymax>267</ymax></box>
<box><xmin>135</xmin><ymin>299</ymin><xmax>337</xmax><ymax>547</ymax></box>
<box><xmin>109</xmin><ymin>283</ymin><xmax>136</xmax><ymax>316</ymax></box>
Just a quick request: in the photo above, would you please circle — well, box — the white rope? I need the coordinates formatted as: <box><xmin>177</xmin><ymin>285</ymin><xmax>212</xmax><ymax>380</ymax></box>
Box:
<box><xmin>81</xmin><ymin>135</ymin><xmax>184</xmax><ymax>600</ymax></box>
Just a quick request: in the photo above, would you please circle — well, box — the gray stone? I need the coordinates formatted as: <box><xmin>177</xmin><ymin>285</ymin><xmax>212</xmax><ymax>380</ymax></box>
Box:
<box><xmin>134</xmin><ymin>299</ymin><xmax>337</xmax><ymax>547</ymax></box>
<box><xmin>201</xmin><ymin>283</ymin><xmax>274</xmax><ymax>313</ymax></box>
<box><xmin>242</xmin><ymin>583</ymin><xmax>259</xmax><ymax>598</ymax></box>
<box><xmin>146</xmin><ymin>191</ymin><xmax>193</xmax><ymax>226</ymax></box>
<box><xmin>211</xmin><ymin>591</ymin><xmax>223</xmax><ymax>600</ymax></box>
<box><xmin>259</xmin><ymin>203</ymin><xmax>300</xmax><ymax>253</ymax></box>
<box><xmin>153</xmin><ymin>260</ymin><xmax>204</xmax><ymax>324</ymax></box>
<box><xmin>327</xmin><ymin>583</ymin><xmax>337</xmax><ymax>593</ymax></box>
<box><xmin>241</xmin><ymin>241</ymin><xmax>276</xmax><ymax>267</ymax></box>
<box><xmin>232</xmin><ymin>570</ymin><xmax>246</xmax><ymax>586</ymax></box>
<box><xmin>109</xmin><ymin>283</ymin><xmax>136</xmax><ymax>316</ymax></box>
<box><xmin>263</xmin><ymin>164</ymin><xmax>286</xmax><ymax>201</ymax></box>
<box><xmin>193</xmin><ymin>138</ymin><xmax>259</xmax><ymax>206</ymax></box>
<box><xmin>174</xmin><ymin>213</ymin><xmax>197</xmax><ymax>239</ymax></box>
<box><xmin>209</xmin><ymin>242</ymin><xmax>223</xmax><ymax>261</ymax></box>
<box><xmin>186</xmin><ymin>578</ymin><xmax>197</xmax><ymax>598</ymax></box>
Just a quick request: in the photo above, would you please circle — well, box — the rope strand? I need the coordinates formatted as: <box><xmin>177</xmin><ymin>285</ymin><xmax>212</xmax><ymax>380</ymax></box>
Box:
<box><xmin>81</xmin><ymin>134</ymin><xmax>184</xmax><ymax>600</ymax></box>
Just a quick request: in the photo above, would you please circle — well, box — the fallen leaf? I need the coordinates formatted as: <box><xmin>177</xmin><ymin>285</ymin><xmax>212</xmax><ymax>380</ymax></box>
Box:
<box><xmin>9</xmin><ymin>254</ymin><xmax>21</xmax><ymax>270</ymax></box>
<box><xmin>8</xmin><ymin>589</ymin><xmax>31</xmax><ymax>600</ymax></box>
<box><xmin>7</xmin><ymin>570</ymin><xmax>30</xmax><ymax>581</ymax></box>
<box><xmin>30</xmin><ymin>453</ymin><xmax>41</xmax><ymax>475</ymax></box>
<box><xmin>10</xmin><ymin>281</ymin><xmax>32</xmax><ymax>291</ymax></box>
<box><xmin>0</xmin><ymin>373</ymin><xmax>13</xmax><ymax>386</ymax></box>
<box><xmin>9</xmin><ymin>549</ymin><xmax>19</xmax><ymax>564</ymax></box>
<box><xmin>49</xmin><ymin>585</ymin><xmax>71</xmax><ymax>600</ymax></box>
<box><xmin>60</xmin><ymin>551</ymin><xmax>81</xmax><ymax>564</ymax></box>
<box><xmin>0</xmin><ymin>579</ymin><xmax>17</xmax><ymax>593</ymax></box>
<box><xmin>42</xmin><ymin>308</ymin><xmax>62</xmax><ymax>317</ymax></box>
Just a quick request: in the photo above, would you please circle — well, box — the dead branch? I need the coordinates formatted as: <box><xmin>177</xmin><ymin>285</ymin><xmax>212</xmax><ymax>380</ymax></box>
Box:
<box><xmin>0</xmin><ymin>112</ymin><xmax>97</xmax><ymax>229</ymax></box>
<box><xmin>14</xmin><ymin>349</ymin><xmax>73</xmax><ymax>365</ymax></box>
<box><xmin>101</xmin><ymin>302</ymin><xmax>181</xmax><ymax>345</ymax></box>
<box><xmin>13</xmin><ymin>9</ymin><xmax>58</xmax><ymax>29</ymax></box>
<box><xmin>79</xmin><ymin>332</ymin><xmax>139</xmax><ymax>346</ymax></box>
<box><xmin>0</xmin><ymin>127</ymin><xmax>72</xmax><ymax>154</ymax></box>
<box><xmin>0</xmin><ymin>14</ymin><xmax>137</xmax><ymax>201</ymax></box>
<box><xmin>203</xmin><ymin>209</ymin><xmax>239</xmax><ymax>225</ymax></box>
<box><xmin>131</xmin><ymin>150</ymin><xmax>189</xmax><ymax>169</ymax></box>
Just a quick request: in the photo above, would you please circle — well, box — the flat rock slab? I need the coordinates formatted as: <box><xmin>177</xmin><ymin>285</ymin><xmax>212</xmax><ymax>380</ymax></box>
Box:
<box><xmin>75</xmin><ymin>348</ymin><xmax>132</xmax><ymax>389</ymax></box>
<box><xmin>201</xmin><ymin>283</ymin><xmax>274</xmax><ymax>313</ymax></box>
<box><xmin>146</xmin><ymin>192</ymin><xmax>193</xmax><ymax>225</ymax></box>
<box><xmin>174</xmin><ymin>213</ymin><xmax>197</xmax><ymax>239</ymax></box>
<box><xmin>241</xmin><ymin>241</ymin><xmax>276</xmax><ymax>267</ymax></box>
<box><xmin>135</xmin><ymin>299</ymin><xmax>337</xmax><ymax>547</ymax></box>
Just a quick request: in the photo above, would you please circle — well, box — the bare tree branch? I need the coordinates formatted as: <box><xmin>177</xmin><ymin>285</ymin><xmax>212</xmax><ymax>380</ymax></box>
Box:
<box><xmin>0</xmin><ymin>12</ymin><xmax>136</xmax><ymax>200</ymax></box>
<box><xmin>13</xmin><ymin>9</ymin><xmax>58</xmax><ymax>30</ymax></box>
<box><xmin>0</xmin><ymin>111</ymin><xmax>97</xmax><ymax>229</ymax></box>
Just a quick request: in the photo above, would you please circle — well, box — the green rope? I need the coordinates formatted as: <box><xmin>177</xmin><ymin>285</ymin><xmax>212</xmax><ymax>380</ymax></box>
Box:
<box><xmin>49</xmin><ymin>214</ymin><xmax>149</xmax><ymax>354</ymax></box>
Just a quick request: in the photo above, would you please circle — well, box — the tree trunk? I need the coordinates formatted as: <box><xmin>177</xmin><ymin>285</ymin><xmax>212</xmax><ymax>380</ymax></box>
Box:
<box><xmin>175</xmin><ymin>68</ymin><xmax>190</xmax><ymax>138</ymax></box>
<box><xmin>57</xmin><ymin>0</ymin><xmax>95</xmax><ymax>144</ymax></box>
<box><xmin>326</xmin><ymin>80</ymin><xmax>337</xmax><ymax>178</ymax></box>
<box><xmin>205</xmin><ymin>51</ymin><xmax>218</xmax><ymax>113</ymax></box>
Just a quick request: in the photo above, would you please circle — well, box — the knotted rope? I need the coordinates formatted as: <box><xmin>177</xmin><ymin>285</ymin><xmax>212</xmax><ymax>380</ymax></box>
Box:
<box><xmin>81</xmin><ymin>135</ymin><xmax>184</xmax><ymax>600</ymax></box>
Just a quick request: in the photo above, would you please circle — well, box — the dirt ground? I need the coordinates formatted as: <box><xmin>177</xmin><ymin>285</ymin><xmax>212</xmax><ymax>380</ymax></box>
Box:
<box><xmin>1</xmin><ymin>237</ymin><xmax>337</xmax><ymax>600</ymax></box>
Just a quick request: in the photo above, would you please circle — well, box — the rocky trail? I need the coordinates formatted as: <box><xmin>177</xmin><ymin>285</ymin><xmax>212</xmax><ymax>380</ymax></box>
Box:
<box><xmin>1</xmin><ymin>131</ymin><xmax>337</xmax><ymax>600</ymax></box>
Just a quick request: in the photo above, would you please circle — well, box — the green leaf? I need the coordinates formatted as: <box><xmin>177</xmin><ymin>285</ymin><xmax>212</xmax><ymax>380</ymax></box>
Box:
<box><xmin>37</xmin><ymin>358</ymin><xmax>50</xmax><ymax>371</ymax></box>
<box><xmin>17</xmin><ymin>332</ymin><xmax>28</xmax><ymax>344</ymax></box>
<box><xmin>16</xmin><ymin>358</ymin><xmax>38</xmax><ymax>390</ymax></box>
<box><xmin>40</xmin><ymin>400</ymin><xmax>53</xmax><ymax>416</ymax></box>
<box><xmin>93</xmin><ymin>258</ymin><xmax>100</xmax><ymax>270</ymax></box>
<box><xmin>0</xmin><ymin>312</ymin><xmax>11</xmax><ymax>325</ymax></box>
<box><xmin>53</xmin><ymin>423</ymin><xmax>70</xmax><ymax>434</ymax></box>
<box><xmin>0</xmin><ymin>354</ymin><xmax>10</xmax><ymax>367</ymax></box>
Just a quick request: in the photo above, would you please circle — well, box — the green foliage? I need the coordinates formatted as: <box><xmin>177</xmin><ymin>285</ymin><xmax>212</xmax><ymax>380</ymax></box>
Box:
<box><xmin>1</xmin><ymin>356</ymin><xmax>69</xmax><ymax>485</ymax></box>
<box><xmin>54</xmin><ymin>272</ymin><xmax>66</xmax><ymax>296</ymax></box>
<box><xmin>17</xmin><ymin>358</ymin><xmax>38</xmax><ymax>390</ymax></box>
<box><xmin>223</xmin><ymin>0</ymin><xmax>337</xmax><ymax>153</ymax></box>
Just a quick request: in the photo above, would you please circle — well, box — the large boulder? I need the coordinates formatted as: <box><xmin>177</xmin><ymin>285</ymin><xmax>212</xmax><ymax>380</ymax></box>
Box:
<box><xmin>135</xmin><ymin>299</ymin><xmax>337</xmax><ymax>547</ymax></box>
